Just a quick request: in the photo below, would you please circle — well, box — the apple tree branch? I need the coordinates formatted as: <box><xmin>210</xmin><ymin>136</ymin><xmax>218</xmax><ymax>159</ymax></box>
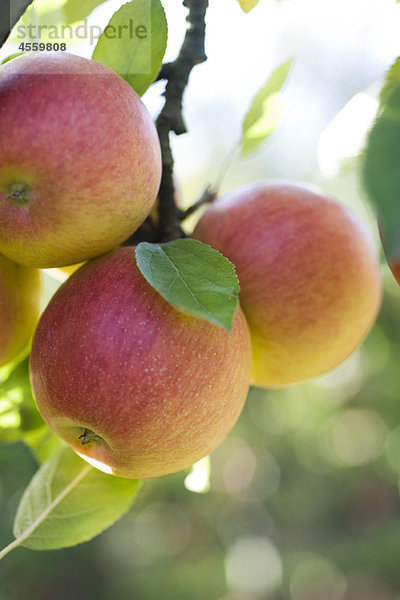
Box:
<box><xmin>156</xmin><ymin>0</ymin><xmax>209</xmax><ymax>242</ymax></box>
<box><xmin>129</xmin><ymin>0</ymin><xmax>209</xmax><ymax>245</ymax></box>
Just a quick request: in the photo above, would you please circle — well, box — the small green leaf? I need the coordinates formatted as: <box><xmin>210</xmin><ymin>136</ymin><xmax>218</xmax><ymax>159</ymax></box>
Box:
<box><xmin>92</xmin><ymin>0</ymin><xmax>168</xmax><ymax>96</ymax></box>
<box><xmin>13</xmin><ymin>446</ymin><xmax>141</xmax><ymax>551</ymax></box>
<box><xmin>237</xmin><ymin>0</ymin><xmax>260</xmax><ymax>12</ymax></box>
<box><xmin>362</xmin><ymin>83</ymin><xmax>400</xmax><ymax>263</ymax></box>
<box><xmin>1</xmin><ymin>53</ymin><xmax>24</xmax><ymax>65</ymax></box>
<box><xmin>135</xmin><ymin>239</ymin><xmax>240</xmax><ymax>332</ymax></box>
<box><xmin>380</xmin><ymin>57</ymin><xmax>400</xmax><ymax>107</ymax></box>
<box><xmin>240</xmin><ymin>58</ymin><xmax>293</xmax><ymax>156</ymax></box>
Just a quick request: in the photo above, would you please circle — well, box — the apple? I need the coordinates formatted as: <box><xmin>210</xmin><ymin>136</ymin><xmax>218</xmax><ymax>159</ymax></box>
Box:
<box><xmin>0</xmin><ymin>52</ymin><xmax>162</xmax><ymax>268</ymax></box>
<box><xmin>193</xmin><ymin>181</ymin><xmax>382</xmax><ymax>387</ymax></box>
<box><xmin>0</xmin><ymin>254</ymin><xmax>41</xmax><ymax>367</ymax></box>
<box><xmin>29</xmin><ymin>247</ymin><xmax>252</xmax><ymax>479</ymax></box>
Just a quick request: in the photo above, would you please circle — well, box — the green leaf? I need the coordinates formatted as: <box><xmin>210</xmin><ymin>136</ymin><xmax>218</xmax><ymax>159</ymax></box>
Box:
<box><xmin>362</xmin><ymin>83</ymin><xmax>400</xmax><ymax>262</ymax></box>
<box><xmin>62</xmin><ymin>0</ymin><xmax>108</xmax><ymax>24</ymax></box>
<box><xmin>237</xmin><ymin>0</ymin><xmax>260</xmax><ymax>12</ymax></box>
<box><xmin>241</xmin><ymin>58</ymin><xmax>293</xmax><ymax>154</ymax></box>
<box><xmin>12</xmin><ymin>446</ymin><xmax>141</xmax><ymax>551</ymax></box>
<box><xmin>92</xmin><ymin>0</ymin><xmax>168</xmax><ymax>96</ymax></box>
<box><xmin>380</xmin><ymin>57</ymin><xmax>400</xmax><ymax>107</ymax></box>
<box><xmin>37</xmin><ymin>0</ymin><xmax>108</xmax><ymax>27</ymax></box>
<box><xmin>240</xmin><ymin>58</ymin><xmax>293</xmax><ymax>156</ymax></box>
<box><xmin>135</xmin><ymin>239</ymin><xmax>240</xmax><ymax>332</ymax></box>
<box><xmin>1</xmin><ymin>53</ymin><xmax>24</xmax><ymax>65</ymax></box>
<box><xmin>0</xmin><ymin>356</ymin><xmax>43</xmax><ymax>442</ymax></box>
<box><xmin>24</xmin><ymin>425</ymin><xmax>64</xmax><ymax>464</ymax></box>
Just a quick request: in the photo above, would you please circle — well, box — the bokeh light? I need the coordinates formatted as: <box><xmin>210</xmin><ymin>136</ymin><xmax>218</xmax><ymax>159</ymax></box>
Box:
<box><xmin>225</xmin><ymin>536</ymin><xmax>282</xmax><ymax>596</ymax></box>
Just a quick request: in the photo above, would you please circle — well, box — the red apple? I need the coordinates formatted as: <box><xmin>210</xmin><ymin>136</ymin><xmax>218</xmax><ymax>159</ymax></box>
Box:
<box><xmin>193</xmin><ymin>181</ymin><xmax>382</xmax><ymax>387</ymax></box>
<box><xmin>0</xmin><ymin>53</ymin><xmax>161</xmax><ymax>268</ymax></box>
<box><xmin>0</xmin><ymin>254</ymin><xmax>41</xmax><ymax>367</ymax></box>
<box><xmin>30</xmin><ymin>247</ymin><xmax>252</xmax><ymax>479</ymax></box>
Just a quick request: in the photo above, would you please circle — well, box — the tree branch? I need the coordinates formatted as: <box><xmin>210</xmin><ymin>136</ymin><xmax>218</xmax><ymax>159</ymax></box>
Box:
<box><xmin>179</xmin><ymin>186</ymin><xmax>217</xmax><ymax>221</ymax></box>
<box><xmin>0</xmin><ymin>0</ymin><xmax>34</xmax><ymax>49</ymax></box>
<box><xmin>155</xmin><ymin>0</ymin><xmax>209</xmax><ymax>242</ymax></box>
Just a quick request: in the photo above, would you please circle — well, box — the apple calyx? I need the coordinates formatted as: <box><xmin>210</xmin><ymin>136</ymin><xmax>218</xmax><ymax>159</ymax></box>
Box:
<box><xmin>79</xmin><ymin>428</ymin><xmax>102</xmax><ymax>446</ymax></box>
<box><xmin>6</xmin><ymin>182</ymin><xmax>32</xmax><ymax>206</ymax></box>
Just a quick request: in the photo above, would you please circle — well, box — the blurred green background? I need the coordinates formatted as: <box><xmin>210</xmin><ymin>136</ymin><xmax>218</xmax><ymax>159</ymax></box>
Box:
<box><xmin>2</xmin><ymin>0</ymin><xmax>400</xmax><ymax>598</ymax></box>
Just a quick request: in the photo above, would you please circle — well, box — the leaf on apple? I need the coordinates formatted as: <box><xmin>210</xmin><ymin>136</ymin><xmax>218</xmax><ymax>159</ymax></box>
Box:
<box><xmin>237</xmin><ymin>0</ymin><xmax>260</xmax><ymax>13</ymax></box>
<box><xmin>135</xmin><ymin>239</ymin><xmax>240</xmax><ymax>332</ymax></box>
<box><xmin>12</xmin><ymin>446</ymin><xmax>141</xmax><ymax>551</ymax></box>
<box><xmin>362</xmin><ymin>81</ymin><xmax>400</xmax><ymax>264</ymax></box>
<box><xmin>240</xmin><ymin>58</ymin><xmax>293</xmax><ymax>156</ymax></box>
<box><xmin>92</xmin><ymin>0</ymin><xmax>168</xmax><ymax>96</ymax></box>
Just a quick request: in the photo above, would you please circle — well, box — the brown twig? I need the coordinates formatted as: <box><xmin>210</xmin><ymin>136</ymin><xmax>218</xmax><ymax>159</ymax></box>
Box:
<box><xmin>155</xmin><ymin>0</ymin><xmax>209</xmax><ymax>242</ymax></box>
<box><xmin>179</xmin><ymin>185</ymin><xmax>217</xmax><ymax>221</ymax></box>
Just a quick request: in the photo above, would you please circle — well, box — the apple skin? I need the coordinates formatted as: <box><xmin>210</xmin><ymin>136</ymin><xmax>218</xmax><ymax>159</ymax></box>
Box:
<box><xmin>193</xmin><ymin>181</ymin><xmax>382</xmax><ymax>387</ymax></box>
<box><xmin>0</xmin><ymin>52</ymin><xmax>162</xmax><ymax>268</ymax></box>
<box><xmin>29</xmin><ymin>247</ymin><xmax>252</xmax><ymax>479</ymax></box>
<box><xmin>0</xmin><ymin>254</ymin><xmax>41</xmax><ymax>367</ymax></box>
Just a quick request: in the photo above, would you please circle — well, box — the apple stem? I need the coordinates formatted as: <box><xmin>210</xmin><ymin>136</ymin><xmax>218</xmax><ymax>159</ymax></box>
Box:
<box><xmin>6</xmin><ymin>183</ymin><xmax>32</xmax><ymax>206</ymax></box>
<box><xmin>79</xmin><ymin>429</ymin><xmax>101</xmax><ymax>446</ymax></box>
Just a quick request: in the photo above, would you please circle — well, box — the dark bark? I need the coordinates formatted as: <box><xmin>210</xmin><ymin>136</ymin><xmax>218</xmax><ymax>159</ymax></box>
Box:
<box><xmin>155</xmin><ymin>0</ymin><xmax>209</xmax><ymax>242</ymax></box>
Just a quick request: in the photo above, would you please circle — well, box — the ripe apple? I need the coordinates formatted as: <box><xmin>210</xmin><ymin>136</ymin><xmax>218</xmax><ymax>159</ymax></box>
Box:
<box><xmin>30</xmin><ymin>247</ymin><xmax>252</xmax><ymax>479</ymax></box>
<box><xmin>193</xmin><ymin>181</ymin><xmax>382</xmax><ymax>387</ymax></box>
<box><xmin>0</xmin><ymin>52</ymin><xmax>162</xmax><ymax>268</ymax></box>
<box><xmin>0</xmin><ymin>254</ymin><xmax>41</xmax><ymax>367</ymax></box>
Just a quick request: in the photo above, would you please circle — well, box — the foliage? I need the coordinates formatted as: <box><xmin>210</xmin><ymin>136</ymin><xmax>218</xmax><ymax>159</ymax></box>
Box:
<box><xmin>7</xmin><ymin>446</ymin><xmax>140</xmax><ymax>554</ymax></box>
<box><xmin>1</xmin><ymin>1</ymin><xmax>400</xmax><ymax>599</ymax></box>
<box><xmin>240</xmin><ymin>58</ymin><xmax>293</xmax><ymax>156</ymax></box>
<box><xmin>237</xmin><ymin>0</ymin><xmax>260</xmax><ymax>12</ymax></box>
<box><xmin>93</xmin><ymin>0</ymin><xmax>168</xmax><ymax>96</ymax></box>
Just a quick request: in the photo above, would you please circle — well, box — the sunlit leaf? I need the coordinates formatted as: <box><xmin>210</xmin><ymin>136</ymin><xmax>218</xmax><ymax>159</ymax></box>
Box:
<box><xmin>93</xmin><ymin>0</ymin><xmax>168</xmax><ymax>96</ymax></box>
<box><xmin>362</xmin><ymin>83</ymin><xmax>400</xmax><ymax>263</ymax></box>
<box><xmin>135</xmin><ymin>239</ymin><xmax>240</xmax><ymax>332</ymax></box>
<box><xmin>33</xmin><ymin>0</ymin><xmax>107</xmax><ymax>28</ymax></box>
<box><xmin>13</xmin><ymin>446</ymin><xmax>142</xmax><ymax>551</ymax></box>
<box><xmin>240</xmin><ymin>58</ymin><xmax>293</xmax><ymax>156</ymax></box>
<box><xmin>62</xmin><ymin>0</ymin><xmax>108</xmax><ymax>24</ymax></box>
<box><xmin>380</xmin><ymin>57</ymin><xmax>400</xmax><ymax>107</ymax></box>
<box><xmin>1</xmin><ymin>53</ymin><xmax>24</xmax><ymax>64</ymax></box>
<box><xmin>0</xmin><ymin>357</ymin><xmax>43</xmax><ymax>442</ymax></box>
<box><xmin>24</xmin><ymin>425</ymin><xmax>64</xmax><ymax>464</ymax></box>
<box><xmin>237</xmin><ymin>0</ymin><xmax>260</xmax><ymax>12</ymax></box>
